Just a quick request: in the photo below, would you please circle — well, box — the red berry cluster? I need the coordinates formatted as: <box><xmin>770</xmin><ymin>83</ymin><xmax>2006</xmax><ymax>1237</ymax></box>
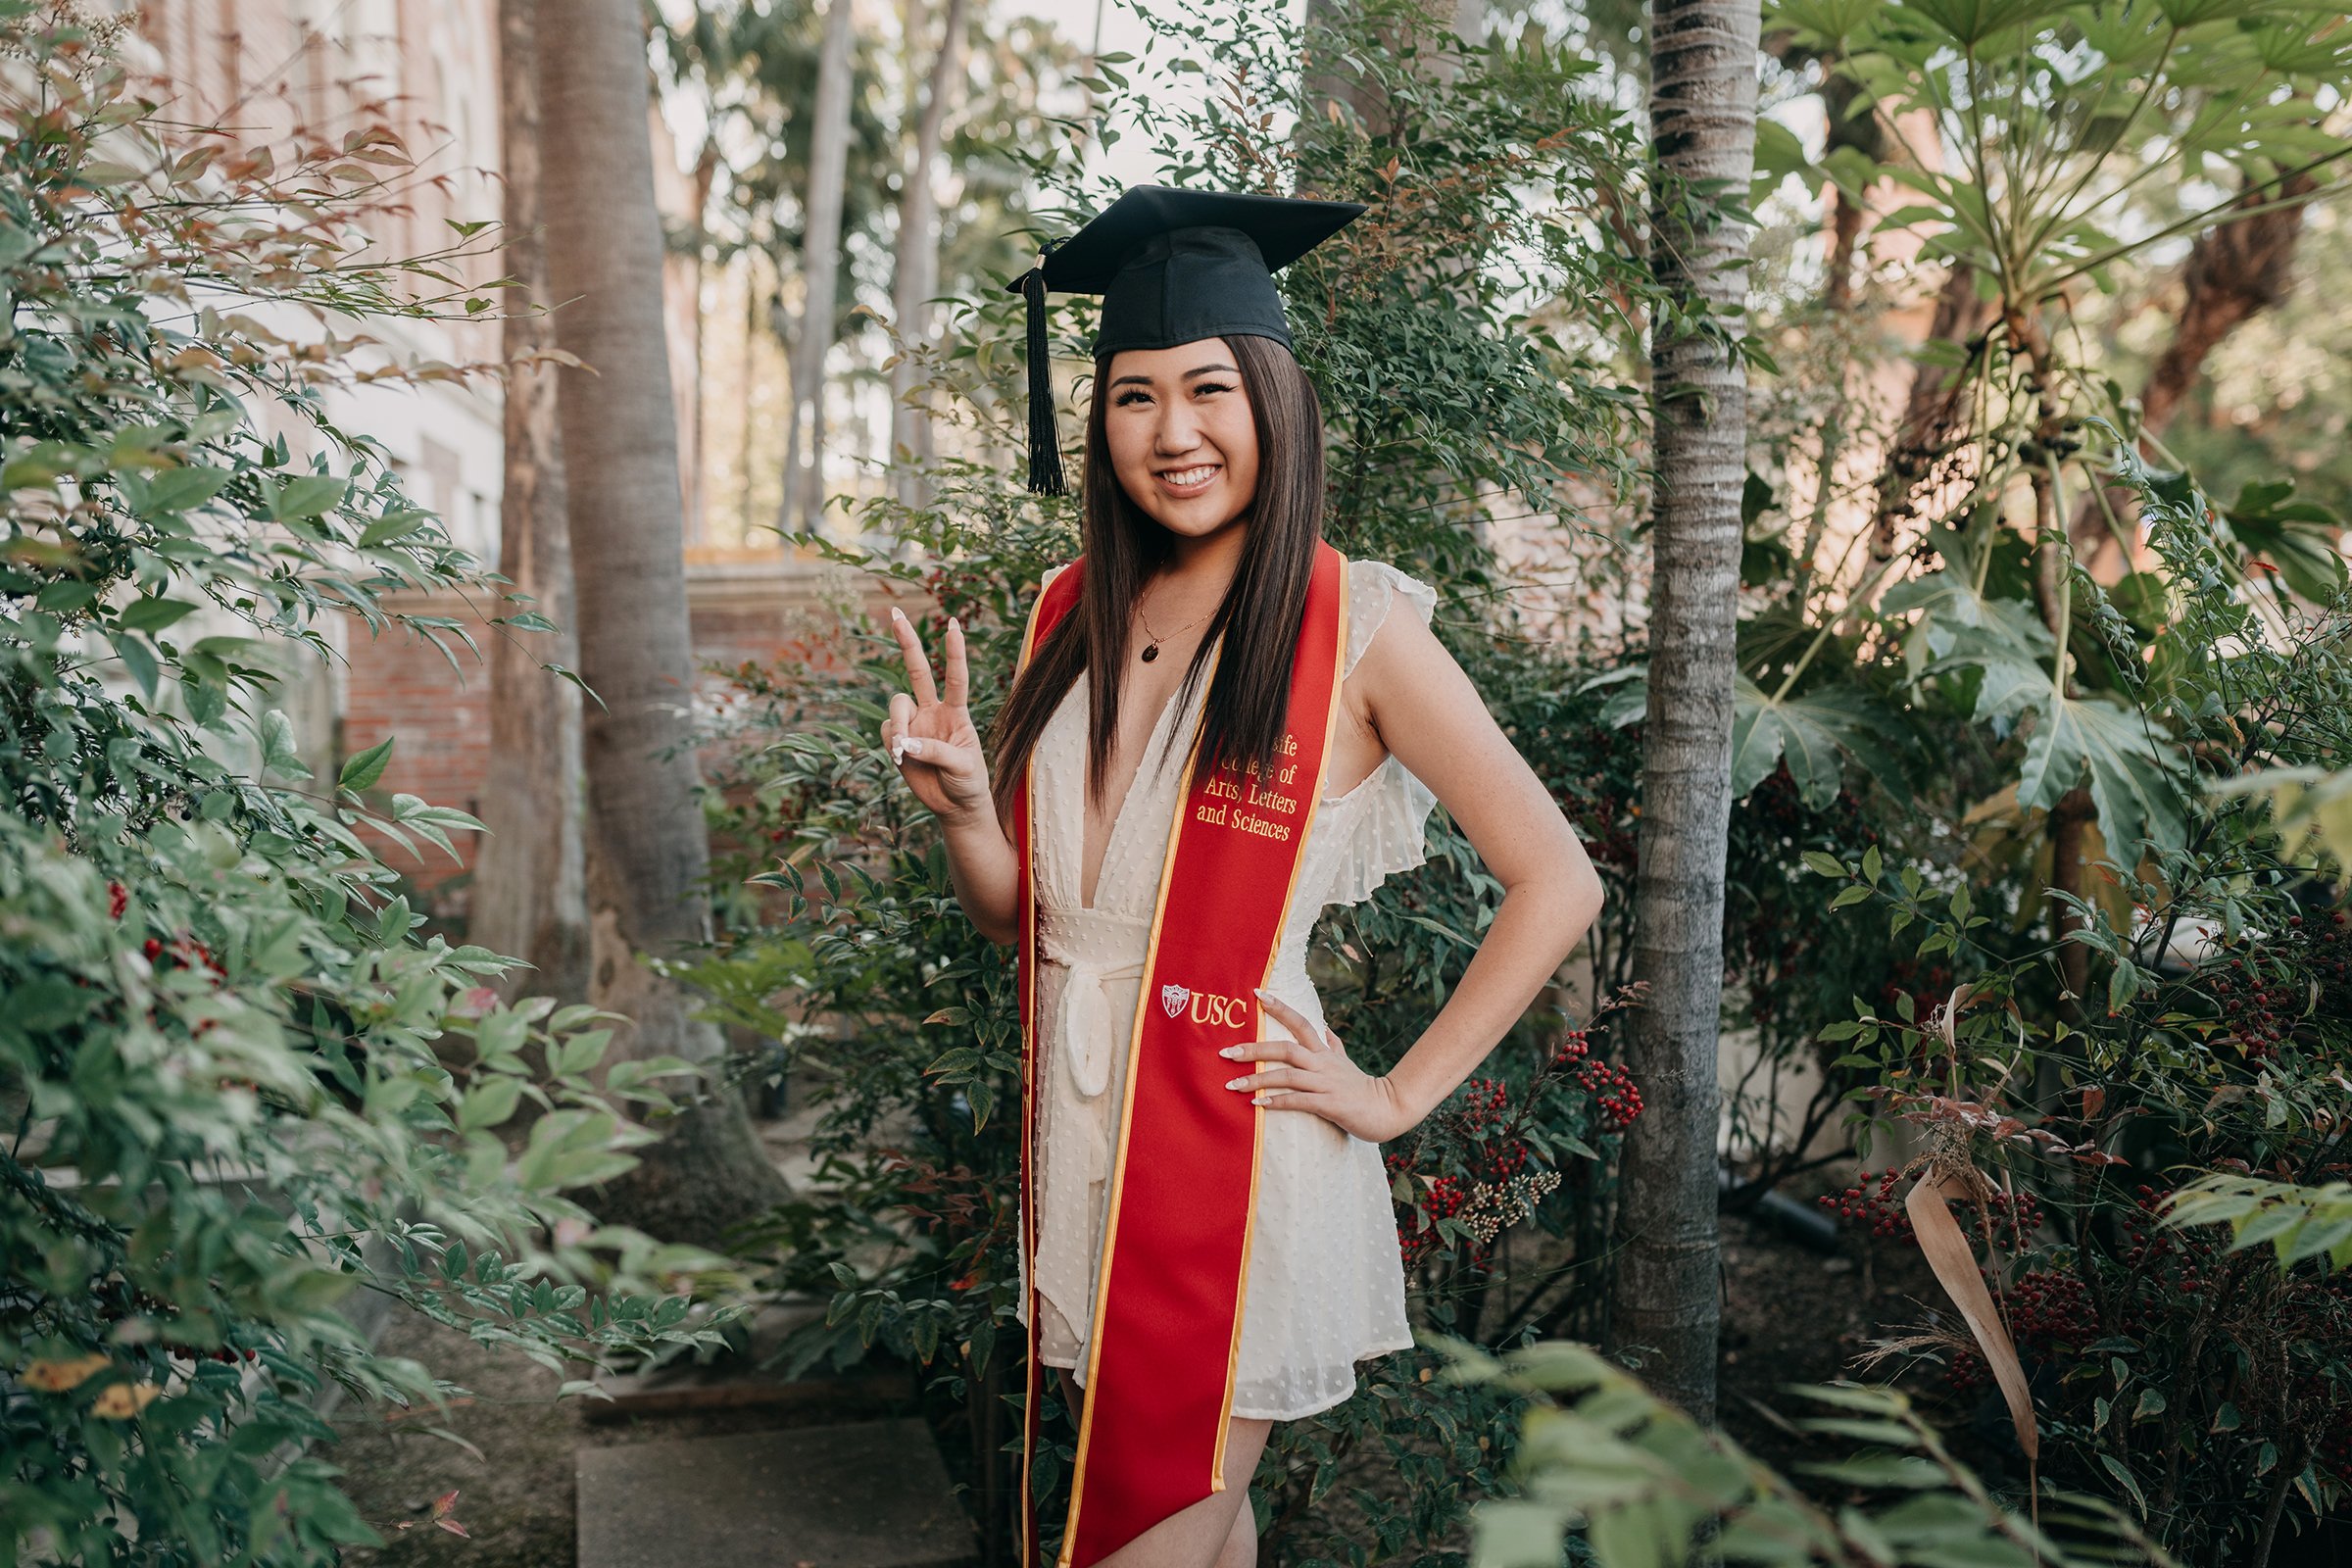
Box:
<box><xmin>141</xmin><ymin>934</ymin><xmax>225</xmax><ymax>980</ymax></box>
<box><xmin>1820</xmin><ymin>1171</ymin><xmax>2044</xmax><ymax>1252</ymax></box>
<box><xmin>2199</xmin><ymin>905</ymin><xmax>2352</xmax><ymax>1060</ymax></box>
<box><xmin>1549</xmin><ymin>1030</ymin><xmax>1591</xmax><ymax>1068</ymax></box>
<box><xmin>1819</xmin><ymin>1168</ymin><xmax>1914</xmax><ymax>1240</ymax></box>
<box><xmin>1459</xmin><ymin>1076</ymin><xmax>1510</xmax><ymax>1131</ymax></box>
<box><xmin>108</xmin><ymin>880</ymin><xmax>127</xmax><ymax>920</ymax></box>
<box><xmin>1389</xmin><ymin>1160</ymin><xmax>1469</xmax><ymax>1271</ymax></box>
<box><xmin>1575</xmin><ymin>1057</ymin><xmax>1643</xmax><ymax>1131</ymax></box>
<box><xmin>2207</xmin><ymin>955</ymin><xmax>2304</xmax><ymax>1059</ymax></box>
<box><xmin>1998</xmin><ymin>1267</ymin><xmax>2095</xmax><ymax>1353</ymax></box>
<box><xmin>1459</xmin><ymin>1077</ymin><xmax>1535</xmax><ymax>1177</ymax></box>
<box><xmin>1936</xmin><ymin>1267</ymin><xmax>2095</xmax><ymax>1396</ymax></box>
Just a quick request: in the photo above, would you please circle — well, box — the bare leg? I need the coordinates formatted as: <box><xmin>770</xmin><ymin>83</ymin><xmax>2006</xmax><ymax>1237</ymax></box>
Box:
<box><xmin>1213</xmin><ymin>1484</ymin><xmax>1259</xmax><ymax>1568</ymax></box>
<box><xmin>1054</xmin><ymin>1369</ymin><xmax>1272</xmax><ymax>1568</ymax></box>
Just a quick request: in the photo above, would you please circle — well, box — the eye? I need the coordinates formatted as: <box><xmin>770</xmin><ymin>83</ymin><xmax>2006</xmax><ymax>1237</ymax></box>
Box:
<box><xmin>1192</xmin><ymin>381</ymin><xmax>1234</xmax><ymax>398</ymax></box>
<box><xmin>1114</xmin><ymin>389</ymin><xmax>1153</xmax><ymax>407</ymax></box>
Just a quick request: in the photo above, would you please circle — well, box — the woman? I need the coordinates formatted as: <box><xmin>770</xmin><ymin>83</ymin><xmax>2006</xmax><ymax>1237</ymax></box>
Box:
<box><xmin>880</xmin><ymin>187</ymin><xmax>1605</xmax><ymax>1568</ymax></box>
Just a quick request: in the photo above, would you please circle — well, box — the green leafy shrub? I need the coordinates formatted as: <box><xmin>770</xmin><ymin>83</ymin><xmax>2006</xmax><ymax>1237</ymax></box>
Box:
<box><xmin>0</xmin><ymin>14</ymin><xmax>731</xmax><ymax>1560</ymax></box>
<box><xmin>1451</xmin><ymin>1339</ymin><xmax>2178</xmax><ymax>1568</ymax></box>
<box><xmin>1803</xmin><ymin>440</ymin><xmax>2352</xmax><ymax>1566</ymax></box>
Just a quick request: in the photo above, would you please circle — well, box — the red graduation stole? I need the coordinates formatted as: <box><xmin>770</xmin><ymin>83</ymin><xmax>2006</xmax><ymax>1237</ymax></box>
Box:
<box><xmin>1009</xmin><ymin>541</ymin><xmax>1349</xmax><ymax>1568</ymax></box>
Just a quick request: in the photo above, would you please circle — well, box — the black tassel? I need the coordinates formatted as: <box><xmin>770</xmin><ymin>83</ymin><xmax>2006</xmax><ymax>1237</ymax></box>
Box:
<box><xmin>1021</xmin><ymin>262</ymin><xmax>1066</xmax><ymax>497</ymax></box>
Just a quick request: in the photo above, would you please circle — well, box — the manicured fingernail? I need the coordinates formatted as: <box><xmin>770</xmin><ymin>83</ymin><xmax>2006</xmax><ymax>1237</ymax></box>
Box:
<box><xmin>1225</xmin><ymin>1077</ymin><xmax>1247</xmax><ymax>1090</ymax></box>
<box><xmin>949</xmin><ymin>616</ymin><xmax>960</xmax><ymax>632</ymax></box>
<box><xmin>902</xmin><ymin>737</ymin><xmax>924</xmax><ymax>758</ymax></box>
<box><xmin>1250</xmin><ymin>1093</ymin><xmax>1267</xmax><ymax>1105</ymax></box>
<box><xmin>1218</xmin><ymin>1046</ymin><xmax>1241</xmax><ymax>1057</ymax></box>
<box><xmin>891</xmin><ymin>607</ymin><xmax>906</xmax><ymax>623</ymax></box>
<box><xmin>889</xmin><ymin>739</ymin><xmax>906</xmax><ymax>764</ymax></box>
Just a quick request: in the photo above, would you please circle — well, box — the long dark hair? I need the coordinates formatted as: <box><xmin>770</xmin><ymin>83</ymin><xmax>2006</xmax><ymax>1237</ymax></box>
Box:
<box><xmin>988</xmin><ymin>332</ymin><xmax>1327</xmax><ymax>825</ymax></box>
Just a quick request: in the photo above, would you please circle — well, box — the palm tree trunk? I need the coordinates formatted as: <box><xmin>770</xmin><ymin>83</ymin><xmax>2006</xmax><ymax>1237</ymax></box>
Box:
<box><xmin>890</xmin><ymin>0</ymin><xmax>968</xmax><ymax>512</ymax></box>
<box><xmin>474</xmin><ymin>0</ymin><xmax>589</xmax><ymax>1007</ymax></box>
<box><xmin>538</xmin><ymin>0</ymin><xmax>787</xmax><ymax>1244</ymax></box>
<box><xmin>780</xmin><ymin>0</ymin><xmax>856</xmax><ymax>534</ymax></box>
<box><xmin>1606</xmin><ymin>0</ymin><xmax>1760</xmax><ymax>1426</ymax></box>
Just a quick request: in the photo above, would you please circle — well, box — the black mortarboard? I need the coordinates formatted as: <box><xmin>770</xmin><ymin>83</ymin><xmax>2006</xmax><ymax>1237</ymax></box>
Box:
<box><xmin>1009</xmin><ymin>185</ymin><xmax>1368</xmax><ymax>495</ymax></box>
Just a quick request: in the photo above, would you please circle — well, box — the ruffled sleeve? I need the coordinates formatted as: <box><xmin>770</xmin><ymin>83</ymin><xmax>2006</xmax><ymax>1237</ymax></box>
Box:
<box><xmin>1343</xmin><ymin>558</ymin><xmax>1438</xmax><ymax>678</ymax></box>
<box><xmin>1314</xmin><ymin>559</ymin><xmax>1442</xmax><ymax>909</ymax></box>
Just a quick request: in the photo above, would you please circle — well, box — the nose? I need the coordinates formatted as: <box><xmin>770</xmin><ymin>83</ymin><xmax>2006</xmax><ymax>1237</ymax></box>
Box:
<box><xmin>1152</xmin><ymin>397</ymin><xmax>1207</xmax><ymax>459</ymax></box>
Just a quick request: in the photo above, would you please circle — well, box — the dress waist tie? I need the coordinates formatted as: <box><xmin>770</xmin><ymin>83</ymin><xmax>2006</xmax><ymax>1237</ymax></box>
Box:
<box><xmin>1037</xmin><ymin>909</ymin><xmax>1147</xmax><ymax>1188</ymax></box>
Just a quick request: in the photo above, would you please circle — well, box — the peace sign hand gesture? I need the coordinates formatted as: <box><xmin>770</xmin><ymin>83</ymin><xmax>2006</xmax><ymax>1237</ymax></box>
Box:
<box><xmin>1218</xmin><ymin>989</ymin><xmax>1420</xmax><ymax>1145</ymax></box>
<box><xmin>881</xmin><ymin>607</ymin><xmax>997</xmax><ymax>829</ymax></box>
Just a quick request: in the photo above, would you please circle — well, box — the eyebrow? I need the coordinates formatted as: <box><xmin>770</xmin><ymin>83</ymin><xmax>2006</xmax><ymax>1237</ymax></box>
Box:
<box><xmin>1109</xmin><ymin>363</ymin><xmax>1240</xmax><ymax>388</ymax></box>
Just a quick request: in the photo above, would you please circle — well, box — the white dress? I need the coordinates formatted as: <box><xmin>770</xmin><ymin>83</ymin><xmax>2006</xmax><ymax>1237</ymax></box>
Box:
<box><xmin>1013</xmin><ymin>557</ymin><xmax>1440</xmax><ymax>1422</ymax></box>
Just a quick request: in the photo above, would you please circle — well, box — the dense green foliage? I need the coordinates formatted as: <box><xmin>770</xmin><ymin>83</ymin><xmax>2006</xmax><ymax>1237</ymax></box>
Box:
<box><xmin>1799</xmin><ymin>443</ymin><xmax>2352</xmax><ymax>1562</ymax></box>
<box><xmin>0</xmin><ymin>17</ymin><xmax>729</xmax><ymax>1561</ymax></box>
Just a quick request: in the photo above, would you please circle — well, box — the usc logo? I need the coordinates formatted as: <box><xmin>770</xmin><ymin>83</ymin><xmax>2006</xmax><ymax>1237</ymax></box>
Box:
<box><xmin>1158</xmin><ymin>983</ymin><xmax>1250</xmax><ymax>1031</ymax></box>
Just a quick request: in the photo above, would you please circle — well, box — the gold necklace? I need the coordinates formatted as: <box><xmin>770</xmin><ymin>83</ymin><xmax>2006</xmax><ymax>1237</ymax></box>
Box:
<box><xmin>1136</xmin><ymin>595</ymin><xmax>1211</xmax><ymax>663</ymax></box>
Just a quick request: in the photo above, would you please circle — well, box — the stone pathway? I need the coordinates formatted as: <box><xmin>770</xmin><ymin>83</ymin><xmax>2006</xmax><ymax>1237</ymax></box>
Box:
<box><xmin>575</xmin><ymin>1420</ymin><xmax>977</xmax><ymax>1568</ymax></box>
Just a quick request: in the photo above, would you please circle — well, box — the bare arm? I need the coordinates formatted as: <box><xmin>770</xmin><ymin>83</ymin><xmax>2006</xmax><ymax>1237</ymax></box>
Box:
<box><xmin>1221</xmin><ymin>602</ymin><xmax>1605</xmax><ymax>1142</ymax></box>
<box><xmin>879</xmin><ymin>609</ymin><xmax>1020</xmax><ymax>944</ymax></box>
<box><xmin>1363</xmin><ymin>608</ymin><xmax>1604</xmax><ymax>1125</ymax></box>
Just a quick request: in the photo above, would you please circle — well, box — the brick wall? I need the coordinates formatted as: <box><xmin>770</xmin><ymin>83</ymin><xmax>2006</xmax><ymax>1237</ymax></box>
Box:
<box><xmin>339</xmin><ymin>553</ymin><xmax>909</xmax><ymax>914</ymax></box>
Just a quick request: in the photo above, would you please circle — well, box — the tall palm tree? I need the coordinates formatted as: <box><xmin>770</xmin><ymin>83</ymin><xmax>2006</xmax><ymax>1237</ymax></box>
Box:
<box><xmin>473</xmin><ymin>0</ymin><xmax>587</xmax><ymax>1006</ymax></box>
<box><xmin>888</xmin><ymin>0</ymin><xmax>969</xmax><ymax>510</ymax></box>
<box><xmin>1605</xmin><ymin>0</ymin><xmax>1760</xmax><ymax>1424</ymax></box>
<box><xmin>538</xmin><ymin>0</ymin><xmax>787</xmax><ymax>1242</ymax></box>
<box><xmin>779</xmin><ymin>0</ymin><xmax>857</xmax><ymax>532</ymax></box>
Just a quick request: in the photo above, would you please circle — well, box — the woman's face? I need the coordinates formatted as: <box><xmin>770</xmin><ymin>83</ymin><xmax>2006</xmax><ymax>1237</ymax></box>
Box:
<box><xmin>1102</xmin><ymin>337</ymin><xmax>1260</xmax><ymax>543</ymax></box>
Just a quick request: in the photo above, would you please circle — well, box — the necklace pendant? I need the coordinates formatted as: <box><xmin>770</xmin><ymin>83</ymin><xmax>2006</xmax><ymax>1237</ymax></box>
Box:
<box><xmin>1141</xmin><ymin>643</ymin><xmax>1159</xmax><ymax>662</ymax></box>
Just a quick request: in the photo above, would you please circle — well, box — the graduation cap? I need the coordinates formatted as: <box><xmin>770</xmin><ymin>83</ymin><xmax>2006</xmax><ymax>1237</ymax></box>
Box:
<box><xmin>1010</xmin><ymin>185</ymin><xmax>1368</xmax><ymax>496</ymax></box>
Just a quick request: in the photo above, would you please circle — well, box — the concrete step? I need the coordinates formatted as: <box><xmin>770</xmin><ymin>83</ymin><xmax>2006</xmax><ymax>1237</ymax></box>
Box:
<box><xmin>574</xmin><ymin>1418</ymin><xmax>978</xmax><ymax>1568</ymax></box>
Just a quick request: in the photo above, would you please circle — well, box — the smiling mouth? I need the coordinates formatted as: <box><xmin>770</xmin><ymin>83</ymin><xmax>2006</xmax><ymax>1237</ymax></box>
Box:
<box><xmin>1155</xmin><ymin>464</ymin><xmax>1222</xmax><ymax>492</ymax></box>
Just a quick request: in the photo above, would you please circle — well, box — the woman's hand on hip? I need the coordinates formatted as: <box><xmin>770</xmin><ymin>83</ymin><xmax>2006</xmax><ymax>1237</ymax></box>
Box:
<box><xmin>881</xmin><ymin>607</ymin><xmax>996</xmax><ymax>828</ymax></box>
<box><xmin>1220</xmin><ymin>990</ymin><xmax>1419</xmax><ymax>1145</ymax></box>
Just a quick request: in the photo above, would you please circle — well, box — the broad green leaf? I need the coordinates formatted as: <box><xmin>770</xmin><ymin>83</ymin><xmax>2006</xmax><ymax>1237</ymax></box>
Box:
<box><xmin>118</xmin><ymin>596</ymin><xmax>201</xmax><ymax>634</ymax></box>
<box><xmin>269</xmin><ymin>473</ymin><xmax>351</xmax><ymax>521</ymax></box>
<box><xmin>2015</xmin><ymin>694</ymin><xmax>2185</xmax><ymax>855</ymax></box>
<box><xmin>457</xmin><ymin>1075</ymin><xmax>523</xmax><ymax>1133</ymax></box>
<box><xmin>257</xmin><ymin>710</ymin><xmax>312</xmax><ymax>781</ymax></box>
<box><xmin>1729</xmin><ymin>677</ymin><xmax>1914</xmax><ymax>808</ymax></box>
<box><xmin>136</xmin><ymin>466</ymin><xmax>232</xmax><ymax>516</ymax></box>
<box><xmin>338</xmin><ymin>736</ymin><xmax>395</xmax><ymax>793</ymax></box>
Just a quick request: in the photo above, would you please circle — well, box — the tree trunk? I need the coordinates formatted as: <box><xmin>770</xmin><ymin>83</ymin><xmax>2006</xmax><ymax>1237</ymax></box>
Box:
<box><xmin>475</xmin><ymin>0</ymin><xmax>589</xmax><ymax>1008</ymax></box>
<box><xmin>780</xmin><ymin>0</ymin><xmax>856</xmax><ymax>534</ymax></box>
<box><xmin>539</xmin><ymin>0</ymin><xmax>788</xmax><ymax>1245</ymax></box>
<box><xmin>890</xmin><ymin>0</ymin><xmax>968</xmax><ymax>513</ymax></box>
<box><xmin>1606</xmin><ymin>0</ymin><xmax>1759</xmax><ymax>1426</ymax></box>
